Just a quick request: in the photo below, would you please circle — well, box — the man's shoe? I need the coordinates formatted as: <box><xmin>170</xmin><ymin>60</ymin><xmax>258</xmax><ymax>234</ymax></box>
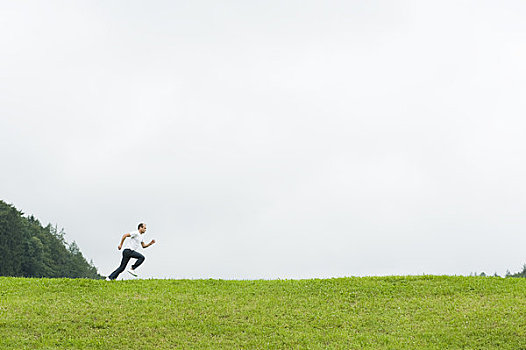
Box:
<box><xmin>127</xmin><ymin>268</ymin><xmax>138</xmax><ymax>277</ymax></box>
<box><xmin>105</xmin><ymin>277</ymin><xmax>111</xmax><ymax>281</ymax></box>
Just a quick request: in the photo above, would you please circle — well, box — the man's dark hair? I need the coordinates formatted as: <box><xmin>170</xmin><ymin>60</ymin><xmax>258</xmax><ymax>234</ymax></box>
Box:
<box><xmin>138</xmin><ymin>223</ymin><xmax>145</xmax><ymax>230</ymax></box>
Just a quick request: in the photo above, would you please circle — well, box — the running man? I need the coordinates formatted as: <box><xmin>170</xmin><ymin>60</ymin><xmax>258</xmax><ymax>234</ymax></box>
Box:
<box><xmin>107</xmin><ymin>223</ymin><xmax>156</xmax><ymax>280</ymax></box>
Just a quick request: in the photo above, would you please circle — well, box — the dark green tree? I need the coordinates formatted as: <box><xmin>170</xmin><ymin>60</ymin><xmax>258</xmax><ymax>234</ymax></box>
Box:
<box><xmin>0</xmin><ymin>200</ymin><xmax>102</xmax><ymax>279</ymax></box>
<box><xmin>0</xmin><ymin>202</ymin><xmax>26</xmax><ymax>276</ymax></box>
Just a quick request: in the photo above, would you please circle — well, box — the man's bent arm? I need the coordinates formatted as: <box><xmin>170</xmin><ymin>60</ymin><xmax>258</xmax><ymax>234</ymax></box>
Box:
<box><xmin>142</xmin><ymin>239</ymin><xmax>156</xmax><ymax>248</ymax></box>
<box><xmin>118</xmin><ymin>233</ymin><xmax>131</xmax><ymax>250</ymax></box>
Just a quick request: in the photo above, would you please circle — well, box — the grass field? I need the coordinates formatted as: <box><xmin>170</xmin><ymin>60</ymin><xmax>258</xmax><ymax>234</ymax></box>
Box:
<box><xmin>1</xmin><ymin>276</ymin><xmax>525</xmax><ymax>349</ymax></box>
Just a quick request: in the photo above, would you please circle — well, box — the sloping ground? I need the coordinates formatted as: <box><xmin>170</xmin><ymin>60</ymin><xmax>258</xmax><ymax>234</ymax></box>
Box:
<box><xmin>1</xmin><ymin>276</ymin><xmax>525</xmax><ymax>349</ymax></box>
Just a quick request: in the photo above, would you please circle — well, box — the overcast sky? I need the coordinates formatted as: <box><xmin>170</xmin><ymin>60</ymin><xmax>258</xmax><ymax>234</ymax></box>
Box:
<box><xmin>2</xmin><ymin>1</ymin><xmax>526</xmax><ymax>279</ymax></box>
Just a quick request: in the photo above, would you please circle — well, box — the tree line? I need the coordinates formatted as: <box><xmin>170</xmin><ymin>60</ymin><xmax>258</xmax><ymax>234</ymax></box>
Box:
<box><xmin>0</xmin><ymin>200</ymin><xmax>101</xmax><ymax>279</ymax></box>
<box><xmin>469</xmin><ymin>267</ymin><xmax>526</xmax><ymax>278</ymax></box>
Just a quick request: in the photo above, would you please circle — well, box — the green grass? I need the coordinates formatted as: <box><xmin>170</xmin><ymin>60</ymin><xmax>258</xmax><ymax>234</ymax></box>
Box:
<box><xmin>1</xmin><ymin>276</ymin><xmax>525</xmax><ymax>349</ymax></box>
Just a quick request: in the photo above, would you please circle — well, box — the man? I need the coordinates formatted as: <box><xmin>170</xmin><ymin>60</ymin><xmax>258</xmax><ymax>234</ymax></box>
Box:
<box><xmin>107</xmin><ymin>223</ymin><xmax>156</xmax><ymax>280</ymax></box>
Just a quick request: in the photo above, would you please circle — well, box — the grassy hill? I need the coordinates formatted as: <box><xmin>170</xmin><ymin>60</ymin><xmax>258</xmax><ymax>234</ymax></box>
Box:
<box><xmin>1</xmin><ymin>276</ymin><xmax>525</xmax><ymax>349</ymax></box>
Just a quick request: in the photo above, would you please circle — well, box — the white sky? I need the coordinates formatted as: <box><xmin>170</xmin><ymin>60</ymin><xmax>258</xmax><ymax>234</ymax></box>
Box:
<box><xmin>2</xmin><ymin>1</ymin><xmax>526</xmax><ymax>279</ymax></box>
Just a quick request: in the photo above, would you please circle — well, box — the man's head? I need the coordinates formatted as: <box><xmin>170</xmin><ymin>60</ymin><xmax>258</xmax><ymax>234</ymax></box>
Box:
<box><xmin>138</xmin><ymin>223</ymin><xmax>147</xmax><ymax>234</ymax></box>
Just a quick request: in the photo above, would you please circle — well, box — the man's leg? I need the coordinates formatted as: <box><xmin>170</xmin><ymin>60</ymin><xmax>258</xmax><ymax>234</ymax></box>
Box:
<box><xmin>108</xmin><ymin>249</ymin><xmax>132</xmax><ymax>280</ymax></box>
<box><xmin>129</xmin><ymin>250</ymin><xmax>146</xmax><ymax>270</ymax></box>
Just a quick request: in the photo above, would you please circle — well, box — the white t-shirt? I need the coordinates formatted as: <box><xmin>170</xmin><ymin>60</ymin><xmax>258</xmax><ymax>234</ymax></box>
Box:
<box><xmin>125</xmin><ymin>231</ymin><xmax>144</xmax><ymax>251</ymax></box>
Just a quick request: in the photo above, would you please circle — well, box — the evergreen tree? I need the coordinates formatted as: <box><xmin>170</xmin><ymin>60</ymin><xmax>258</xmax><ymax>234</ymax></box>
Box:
<box><xmin>0</xmin><ymin>200</ymin><xmax>102</xmax><ymax>279</ymax></box>
<box><xmin>0</xmin><ymin>202</ymin><xmax>26</xmax><ymax>276</ymax></box>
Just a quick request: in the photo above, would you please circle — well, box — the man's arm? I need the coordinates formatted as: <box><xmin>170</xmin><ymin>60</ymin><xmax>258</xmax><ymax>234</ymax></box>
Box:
<box><xmin>118</xmin><ymin>233</ymin><xmax>131</xmax><ymax>250</ymax></box>
<box><xmin>142</xmin><ymin>239</ymin><xmax>156</xmax><ymax>248</ymax></box>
